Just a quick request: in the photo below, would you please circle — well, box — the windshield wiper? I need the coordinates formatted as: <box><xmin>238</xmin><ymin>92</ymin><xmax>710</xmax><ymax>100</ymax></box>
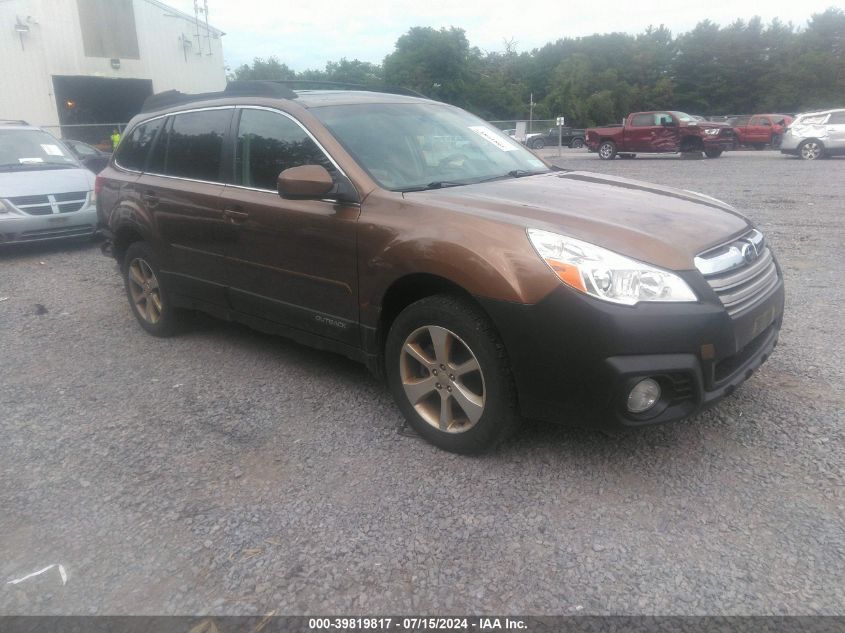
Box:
<box><xmin>0</xmin><ymin>162</ymin><xmax>75</xmax><ymax>172</ymax></box>
<box><xmin>398</xmin><ymin>181</ymin><xmax>466</xmax><ymax>193</ymax></box>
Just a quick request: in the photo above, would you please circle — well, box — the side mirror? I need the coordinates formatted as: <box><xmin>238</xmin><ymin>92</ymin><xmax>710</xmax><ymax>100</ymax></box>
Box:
<box><xmin>277</xmin><ymin>165</ymin><xmax>359</xmax><ymax>203</ymax></box>
<box><xmin>277</xmin><ymin>165</ymin><xmax>334</xmax><ymax>199</ymax></box>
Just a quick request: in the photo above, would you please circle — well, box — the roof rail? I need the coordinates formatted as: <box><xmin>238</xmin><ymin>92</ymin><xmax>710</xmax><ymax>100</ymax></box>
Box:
<box><xmin>141</xmin><ymin>81</ymin><xmax>298</xmax><ymax>113</ymax></box>
<box><xmin>0</xmin><ymin>119</ymin><xmax>30</xmax><ymax>125</ymax></box>
<box><xmin>272</xmin><ymin>80</ymin><xmax>427</xmax><ymax>99</ymax></box>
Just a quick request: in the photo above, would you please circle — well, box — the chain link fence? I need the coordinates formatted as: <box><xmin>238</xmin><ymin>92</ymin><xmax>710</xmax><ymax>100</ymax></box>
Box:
<box><xmin>40</xmin><ymin>123</ymin><xmax>128</xmax><ymax>152</ymax></box>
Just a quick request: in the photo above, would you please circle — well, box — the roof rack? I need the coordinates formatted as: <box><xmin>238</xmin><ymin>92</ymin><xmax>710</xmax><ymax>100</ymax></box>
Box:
<box><xmin>141</xmin><ymin>81</ymin><xmax>298</xmax><ymax>113</ymax></box>
<box><xmin>270</xmin><ymin>80</ymin><xmax>427</xmax><ymax>99</ymax></box>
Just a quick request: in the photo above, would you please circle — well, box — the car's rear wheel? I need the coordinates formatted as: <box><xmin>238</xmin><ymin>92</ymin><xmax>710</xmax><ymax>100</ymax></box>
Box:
<box><xmin>385</xmin><ymin>294</ymin><xmax>519</xmax><ymax>454</ymax></box>
<box><xmin>123</xmin><ymin>242</ymin><xmax>180</xmax><ymax>337</ymax></box>
<box><xmin>532</xmin><ymin>138</ymin><xmax>545</xmax><ymax>150</ymax></box>
<box><xmin>799</xmin><ymin>139</ymin><xmax>824</xmax><ymax>160</ymax></box>
<box><xmin>598</xmin><ymin>140</ymin><xmax>617</xmax><ymax>160</ymax></box>
<box><xmin>570</xmin><ymin>138</ymin><xmax>585</xmax><ymax>149</ymax></box>
<box><xmin>704</xmin><ymin>149</ymin><xmax>723</xmax><ymax>158</ymax></box>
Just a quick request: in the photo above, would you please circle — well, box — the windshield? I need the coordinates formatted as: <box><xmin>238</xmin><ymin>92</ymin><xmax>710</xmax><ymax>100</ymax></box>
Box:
<box><xmin>0</xmin><ymin>129</ymin><xmax>78</xmax><ymax>170</ymax></box>
<box><xmin>312</xmin><ymin>103</ymin><xmax>550</xmax><ymax>191</ymax></box>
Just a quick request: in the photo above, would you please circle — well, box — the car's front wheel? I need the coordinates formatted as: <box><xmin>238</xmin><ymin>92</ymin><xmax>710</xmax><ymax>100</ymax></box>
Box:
<box><xmin>123</xmin><ymin>241</ymin><xmax>180</xmax><ymax>337</ymax></box>
<box><xmin>799</xmin><ymin>139</ymin><xmax>825</xmax><ymax>160</ymax></box>
<box><xmin>532</xmin><ymin>138</ymin><xmax>545</xmax><ymax>150</ymax></box>
<box><xmin>704</xmin><ymin>149</ymin><xmax>723</xmax><ymax>158</ymax></box>
<box><xmin>385</xmin><ymin>294</ymin><xmax>519</xmax><ymax>454</ymax></box>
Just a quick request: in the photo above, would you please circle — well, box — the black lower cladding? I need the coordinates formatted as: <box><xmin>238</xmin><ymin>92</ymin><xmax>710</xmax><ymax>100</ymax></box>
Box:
<box><xmin>477</xmin><ymin>270</ymin><xmax>785</xmax><ymax>429</ymax></box>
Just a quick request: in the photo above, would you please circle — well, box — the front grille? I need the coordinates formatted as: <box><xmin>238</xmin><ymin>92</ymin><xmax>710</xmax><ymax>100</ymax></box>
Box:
<box><xmin>7</xmin><ymin>192</ymin><xmax>88</xmax><ymax>216</ymax></box>
<box><xmin>695</xmin><ymin>229</ymin><xmax>780</xmax><ymax>316</ymax></box>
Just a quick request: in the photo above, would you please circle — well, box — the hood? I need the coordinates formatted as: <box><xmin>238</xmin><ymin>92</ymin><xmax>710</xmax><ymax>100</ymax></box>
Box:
<box><xmin>405</xmin><ymin>171</ymin><xmax>750</xmax><ymax>271</ymax></box>
<box><xmin>0</xmin><ymin>168</ymin><xmax>95</xmax><ymax>198</ymax></box>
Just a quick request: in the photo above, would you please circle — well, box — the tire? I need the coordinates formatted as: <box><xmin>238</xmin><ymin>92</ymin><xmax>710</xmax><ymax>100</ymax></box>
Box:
<box><xmin>570</xmin><ymin>138</ymin><xmax>585</xmax><ymax>149</ymax></box>
<box><xmin>771</xmin><ymin>134</ymin><xmax>782</xmax><ymax>148</ymax></box>
<box><xmin>385</xmin><ymin>294</ymin><xmax>519</xmax><ymax>454</ymax></box>
<box><xmin>598</xmin><ymin>140</ymin><xmax>617</xmax><ymax>160</ymax></box>
<box><xmin>798</xmin><ymin>139</ymin><xmax>825</xmax><ymax>160</ymax></box>
<box><xmin>704</xmin><ymin>149</ymin><xmax>723</xmax><ymax>158</ymax></box>
<box><xmin>532</xmin><ymin>138</ymin><xmax>545</xmax><ymax>150</ymax></box>
<box><xmin>123</xmin><ymin>241</ymin><xmax>180</xmax><ymax>337</ymax></box>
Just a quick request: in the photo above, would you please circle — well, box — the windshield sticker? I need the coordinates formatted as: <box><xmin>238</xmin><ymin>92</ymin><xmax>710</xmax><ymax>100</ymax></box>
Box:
<box><xmin>19</xmin><ymin>157</ymin><xmax>44</xmax><ymax>164</ymax></box>
<box><xmin>469</xmin><ymin>126</ymin><xmax>520</xmax><ymax>152</ymax></box>
<box><xmin>41</xmin><ymin>144</ymin><xmax>64</xmax><ymax>156</ymax></box>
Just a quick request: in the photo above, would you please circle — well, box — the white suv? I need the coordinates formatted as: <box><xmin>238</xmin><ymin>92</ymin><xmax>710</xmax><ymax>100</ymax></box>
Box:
<box><xmin>0</xmin><ymin>121</ymin><xmax>97</xmax><ymax>244</ymax></box>
<box><xmin>780</xmin><ymin>108</ymin><xmax>845</xmax><ymax>160</ymax></box>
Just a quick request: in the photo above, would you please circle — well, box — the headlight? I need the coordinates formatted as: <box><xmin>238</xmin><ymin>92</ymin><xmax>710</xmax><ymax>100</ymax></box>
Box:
<box><xmin>526</xmin><ymin>229</ymin><xmax>697</xmax><ymax>305</ymax></box>
<box><xmin>703</xmin><ymin>128</ymin><xmax>721</xmax><ymax>136</ymax></box>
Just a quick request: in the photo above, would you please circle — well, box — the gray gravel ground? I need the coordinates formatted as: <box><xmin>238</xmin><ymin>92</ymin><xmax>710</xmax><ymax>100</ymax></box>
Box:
<box><xmin>0</xmin><ymin>150</ymin><xmax>843</xmax><ymax>616</ymax></box>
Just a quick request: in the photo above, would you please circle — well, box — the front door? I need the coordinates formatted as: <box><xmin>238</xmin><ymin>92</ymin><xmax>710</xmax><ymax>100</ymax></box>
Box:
<box><xmin>826</xmin><ymin>111</ymin><xmax>845</xmax><ymax>150</ymax></box>
<box><xmin>221</xmin><ymin>107</ymin><xmax>360</xmax><ymax>345</ymax></box>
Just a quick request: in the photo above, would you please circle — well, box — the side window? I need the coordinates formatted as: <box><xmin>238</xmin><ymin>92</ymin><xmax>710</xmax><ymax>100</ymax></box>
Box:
<box><xmin>655</xmin><ymin>113</ymin><xmax>673</xmax><ymax>126</ymax></box>
<box><xmin>164</xmin><ymin>109</ymin><xmax>232</xmax><ymax>182</ymax></box>
<box><xmin>828</xmin><ymin>112</ymin><xmax>845</xmax><ymax>124</ymax></box>
<box><xmin>235</xmin><ymin>109</ymin><xmax>333</xmax><ymax>190</ymax></box>
<box><xmin>631</xmin><ymin>114</ymin><xmax>653</xmax><ymax>127</ymax></box>
<box><xmin>749</xmin><ymin>116</ymin><xmax>762</xmax><ymax>126</ymax></box>
<box><xmin>114</xmin><ymin>118</ymin><xmax>164</xmax><ymax>171</ymax></box>
<box><xmin>761</xmin><ymin>118</ymin><xmax>772</xmax><ymax>126</ymax></box>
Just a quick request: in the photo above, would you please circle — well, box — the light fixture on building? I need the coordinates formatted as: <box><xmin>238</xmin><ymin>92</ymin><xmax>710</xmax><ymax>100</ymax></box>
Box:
<box><xmin>111</xmin><ymin>58</ymin><xmax>121</xmax><ymax>70</ymax></box>
<box><xmin>15</xmin><ymin>16</ymin><xmax>31</xmax><ymax>50</ymax></box>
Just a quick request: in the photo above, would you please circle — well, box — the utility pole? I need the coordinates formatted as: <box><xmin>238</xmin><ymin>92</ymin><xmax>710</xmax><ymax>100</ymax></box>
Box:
<box><xmin>529</xmin><ymin>92</ymin><xmax>534</xmax><ymax>134</ymax></box>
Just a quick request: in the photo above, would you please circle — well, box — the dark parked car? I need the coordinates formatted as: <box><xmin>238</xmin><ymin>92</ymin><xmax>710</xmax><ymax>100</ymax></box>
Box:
<box><xmin>64</xmin><ymin>139</ymin><xmax>111</xmax><ymax>173</ymax></box>
<box><xmin>525</xmin><ymin>127</ymin><xmax>586</xmax><ymax>149</ymax></box>
<box><xmin>97</xmin><ymin>83</ymin><xmax>784</xmax><ymax>453</ymax></box>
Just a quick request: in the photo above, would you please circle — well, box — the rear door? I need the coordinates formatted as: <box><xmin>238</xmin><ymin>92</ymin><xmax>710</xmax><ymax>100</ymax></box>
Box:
<box><xmin>221</xmin><ymin>107</ymin><xmax>360</xmax><ymax>345</ymax></box>
<box><xmin>626</xmin><ymin>113</ymin><xmax>655</xmax><ymax>151</ymax></box>
<box><xmin>138</xmin><ymin>107</ymin><xmax>235</xmax><ymax>306</ymax></box>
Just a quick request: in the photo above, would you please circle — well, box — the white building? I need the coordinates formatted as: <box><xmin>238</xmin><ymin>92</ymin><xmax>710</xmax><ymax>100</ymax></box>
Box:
<box><xmin>0</xmin><ymin>0</ymin><xmax>226</xmax><ymax>140</ymax></box>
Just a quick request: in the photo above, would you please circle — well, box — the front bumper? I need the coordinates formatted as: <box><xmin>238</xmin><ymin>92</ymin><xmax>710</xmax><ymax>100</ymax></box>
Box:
<box><xmin>479</xmin><ymin>270</ymin><xmax>784</xmax><ymax>430</ymax></box>
<box><xmin>0</xmin><ymin>206</ymin><xmax>98</xmax><ymax>244</ymax></box>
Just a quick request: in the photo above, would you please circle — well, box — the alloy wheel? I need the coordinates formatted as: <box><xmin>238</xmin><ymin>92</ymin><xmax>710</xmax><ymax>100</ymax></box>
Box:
<box><xmin>399</xmin><ymin>325</ymin><xmax>486</xmax><ymax>433</ymax></box>
<box><xmin>800</xmin><ymin>141</ymin><xmax>822</xmax><ymax>160</ymax></box>
<box><xmin>599</xmin><ymin>143</ymin><xmax>614</xmax><ymax>159</ymax></box>
<box><xmin>127</xmin><ymin>258</ymin><xmax>163</xmax><ymax>324</ymax></box>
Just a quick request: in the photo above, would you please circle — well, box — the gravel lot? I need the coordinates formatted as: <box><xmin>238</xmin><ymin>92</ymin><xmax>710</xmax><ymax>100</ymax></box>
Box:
<box><xmin>1</xmin><ymin>150</ymin><xmax>843</xmax><ymax>616</ymax></box>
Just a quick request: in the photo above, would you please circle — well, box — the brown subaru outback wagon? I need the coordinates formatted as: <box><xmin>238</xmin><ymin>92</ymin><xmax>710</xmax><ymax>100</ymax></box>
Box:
<box><xmin>97</xmin><ymin>82</ymin><xmax>784</xmax><ymax>453</ymax></box>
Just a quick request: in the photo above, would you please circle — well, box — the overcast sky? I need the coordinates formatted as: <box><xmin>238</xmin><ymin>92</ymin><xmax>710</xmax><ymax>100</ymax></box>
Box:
<box><xmin>167</xmin><ymin>0</ymin><xmax>838</xmax><ymax>71</ymax></box>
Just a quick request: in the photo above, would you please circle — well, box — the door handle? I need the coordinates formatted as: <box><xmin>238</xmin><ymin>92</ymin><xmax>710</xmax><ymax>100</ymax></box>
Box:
<box><xmin>223</xmin><ymin>208</ymin><xmax>249</xmax><ymax>224</ymax></box>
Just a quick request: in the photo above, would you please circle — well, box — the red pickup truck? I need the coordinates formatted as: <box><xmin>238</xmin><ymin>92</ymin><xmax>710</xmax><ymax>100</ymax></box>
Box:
<box><xmin>585</xmin><ymin>111</ymin><xmax>736</xmax><ymax>159</ymax></box>
<box><xmin>731</xmin><ymin>114</ymin><xmax>794</xmax><ymax>149</ymax></box>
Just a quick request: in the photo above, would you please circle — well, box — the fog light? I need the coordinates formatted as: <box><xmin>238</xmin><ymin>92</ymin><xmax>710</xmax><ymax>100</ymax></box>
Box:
<box><xmin>627</xmin><ymin>378</ymin><xmax>661</xmax><ymax>413</ymax></box>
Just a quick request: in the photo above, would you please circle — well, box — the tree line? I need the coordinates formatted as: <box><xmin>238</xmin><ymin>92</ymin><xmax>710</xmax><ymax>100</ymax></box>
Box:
<box><xmin>230</xmin><ymin>8</ymin><xmax>845</xmax><ymax>127</ymax></box>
